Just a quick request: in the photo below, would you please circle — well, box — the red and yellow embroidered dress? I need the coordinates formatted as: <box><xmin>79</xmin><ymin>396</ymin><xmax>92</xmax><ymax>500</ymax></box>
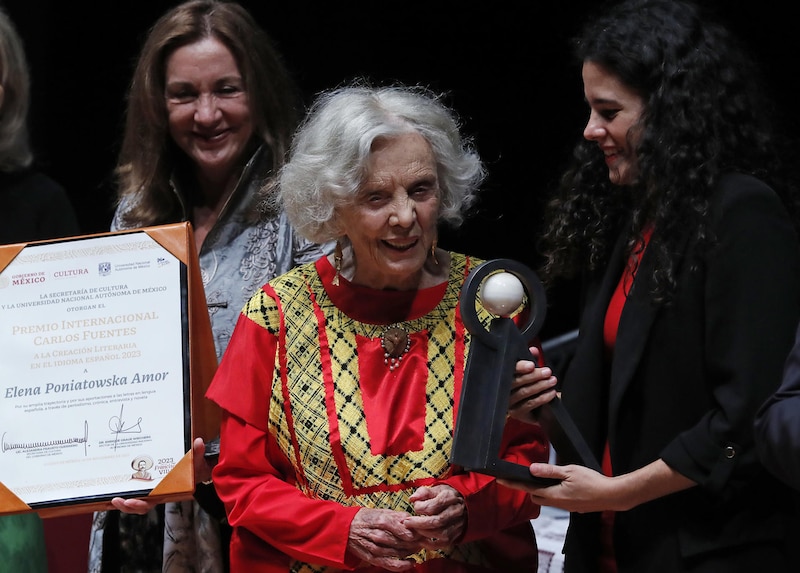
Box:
<box><xmin>207</xmin><ymin>252</ymin><xmax>548</xmax><ymax>572</ymax></box>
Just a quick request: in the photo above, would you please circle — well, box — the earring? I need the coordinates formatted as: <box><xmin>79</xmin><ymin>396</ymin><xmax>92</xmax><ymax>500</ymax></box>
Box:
<box><xmin>332</xmin><ymin>240</ymin><xmax>343</xmax><ymax>286</ymax></box>
<box><xmin>431</xmin><ymin>240</ymin><xmax>439</xmax><ymax>265</ymax></box>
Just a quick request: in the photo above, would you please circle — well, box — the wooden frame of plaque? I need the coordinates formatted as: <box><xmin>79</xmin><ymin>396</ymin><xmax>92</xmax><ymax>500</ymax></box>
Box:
<box><xmin>0</xmin><ymin>222</ymin><xmax>219</xmax><ymax>516</ymax></box>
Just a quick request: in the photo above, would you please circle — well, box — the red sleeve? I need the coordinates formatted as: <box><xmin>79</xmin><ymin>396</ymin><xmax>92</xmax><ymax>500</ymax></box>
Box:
<box><xmin>213</xmin><ymin>413</ymin><xmax>361</xmax><ymax>568</ymax></box>
<box><xmin>207</xmin><ymin>298</ymin><xmax>362</xmax><ymax>568</ymax></box>
<box><xmin>445</xmin><ymin>418</ymin><xmax>548</xmax><ymax>543</ymax></box>
<box><xmin>205</xmin><ymin>310</ymin><xmax>273</xmax><ymax>431</ymax></box>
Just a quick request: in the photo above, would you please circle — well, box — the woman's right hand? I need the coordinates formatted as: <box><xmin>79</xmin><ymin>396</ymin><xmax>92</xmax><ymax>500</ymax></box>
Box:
<box><xmin>508</xmin><ymin>346</ymin><xmax>558</xmax><ymax>423</ymax></box>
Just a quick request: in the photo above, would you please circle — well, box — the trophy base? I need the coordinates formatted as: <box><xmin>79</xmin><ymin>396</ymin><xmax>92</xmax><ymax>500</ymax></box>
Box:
<box><xmin>462</xmin><ymin>458</ymin><xmax>561</xmax><ymax>486</ymax></box>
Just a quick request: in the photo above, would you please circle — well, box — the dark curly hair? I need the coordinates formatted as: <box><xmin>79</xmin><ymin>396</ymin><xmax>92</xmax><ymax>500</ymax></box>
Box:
<box><xmin>538</xmin><ymin>0</ymin><xmax>800</xmax><ymax>302</ymax></box>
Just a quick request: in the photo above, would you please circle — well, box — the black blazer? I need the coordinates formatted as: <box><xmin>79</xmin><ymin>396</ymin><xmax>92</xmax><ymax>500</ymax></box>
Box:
<box><xmin>560</xmin><ymin>174</ymin><xmax>800</xmax><ymax>572</ymax></box>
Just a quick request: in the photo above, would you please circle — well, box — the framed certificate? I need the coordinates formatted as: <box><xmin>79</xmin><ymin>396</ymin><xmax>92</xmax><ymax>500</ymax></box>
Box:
<box><xmin>0</xmin><ymin>223</ymin><xmax>219</xmax><ymax>517</ymax></box>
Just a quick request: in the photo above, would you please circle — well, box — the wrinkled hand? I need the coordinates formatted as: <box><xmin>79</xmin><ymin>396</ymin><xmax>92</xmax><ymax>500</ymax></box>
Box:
<box><xmin>111</xmin><ymin>437</ymin><xmax>212</xmax><ymax>515</ymax></box>
<box><xmin>498</xmin><ymin>462</ymin><xmax>616</xmax><ymax>514</ymax></box>
<box><xmin>508</xmin><ymin>346</ymin><xmax>558</xmax><ymax>423</ymax></box>
<box><xmin>404</xmin><ymin>484</ymin><xmax>466</xmax><ymax>550</ymax></box>
<box><xmin>348</xmin><ymin>507</ymin><xmax>420</xmax><ymax>571</ymax></box>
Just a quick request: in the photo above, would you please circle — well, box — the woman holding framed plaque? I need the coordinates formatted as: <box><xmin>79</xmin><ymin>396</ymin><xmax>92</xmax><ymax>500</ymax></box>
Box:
<box><xmin>0</xmin><ymin>5</ymin><xmax>82</xmax><ymax>573</ymax></box>
<box><xmin>87</xmin><ymin>1</ymin><xmax>330</xmax><ymax>572</ymax></box>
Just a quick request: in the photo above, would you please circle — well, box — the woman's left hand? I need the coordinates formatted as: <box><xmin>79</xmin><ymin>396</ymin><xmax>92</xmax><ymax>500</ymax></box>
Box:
<box><xmin>110</xmin><ymin>437</ymin><xmax>213</xmax><ymax>515</ymax></box>
<box><xmin>404</xmin><ymin>484</ymin><xmax>466</xmax><ymax>549</ymax></box>
<box><xmin>110</xmin><ymin>496</ymin><xmax>153</xmax><ymax>515</ymax></box>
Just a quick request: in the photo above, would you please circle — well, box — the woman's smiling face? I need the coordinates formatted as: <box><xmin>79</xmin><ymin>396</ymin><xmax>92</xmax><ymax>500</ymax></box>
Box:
<box><xmin>337</xmin><ymin>132</ymin><xmax>441</xmax><ymax>291</ymax></box>
<box><xmin>581</xmin><ymin>60</ymin><xmax>645</xmax><ymax>186</ymax></box>
<box><xmin>164</xmin><ymin>37</ymin><xmax>253</xmax><ymax>180</ymax></box>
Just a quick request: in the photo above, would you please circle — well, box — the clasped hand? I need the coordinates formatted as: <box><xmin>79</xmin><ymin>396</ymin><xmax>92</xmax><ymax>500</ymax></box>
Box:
<box><xmin>347</xmin><ymin>484</ymin><xmax>465</xmax><ymax>572</ymax></box>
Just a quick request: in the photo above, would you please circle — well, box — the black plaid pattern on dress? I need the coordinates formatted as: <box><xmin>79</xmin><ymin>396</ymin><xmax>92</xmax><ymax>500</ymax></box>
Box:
<box><xmin>241</xmin><ymin>255</ymin><xmax>496</xmax><ymax>572</ymax></box>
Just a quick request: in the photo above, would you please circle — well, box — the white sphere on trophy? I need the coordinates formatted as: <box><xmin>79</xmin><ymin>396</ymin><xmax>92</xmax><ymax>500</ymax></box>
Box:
<box><xmin>480</xmin><ymin>271</ymin><xmax>524</xmax><ymax>317</ymax></box>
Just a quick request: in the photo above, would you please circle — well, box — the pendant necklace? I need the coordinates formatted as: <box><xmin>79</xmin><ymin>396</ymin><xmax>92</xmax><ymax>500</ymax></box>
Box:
<box><xmin>381</xmin><ymin>325</ymin><xmax>411</xmax><ymax>371</ymax></box>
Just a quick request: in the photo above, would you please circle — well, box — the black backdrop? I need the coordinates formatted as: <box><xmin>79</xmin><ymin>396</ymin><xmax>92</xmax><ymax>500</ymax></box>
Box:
<box><xmin>4</xmin><ymin>0</ymin><xmax>796</xmax><ymax>338</ymax></box>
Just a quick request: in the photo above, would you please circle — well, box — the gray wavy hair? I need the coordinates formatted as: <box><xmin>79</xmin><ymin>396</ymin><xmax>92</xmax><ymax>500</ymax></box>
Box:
<box><xmin>266</xmin><ymin>82</ymin><xmax>485</xmax><ymax>244</ymax></box>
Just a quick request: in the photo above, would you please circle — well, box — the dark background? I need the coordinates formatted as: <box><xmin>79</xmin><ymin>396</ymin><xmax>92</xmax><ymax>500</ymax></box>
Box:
<box><xmin>3</xmin><ymin>0</ymin><xmax>796</xmax><ymax>338</ymax></box>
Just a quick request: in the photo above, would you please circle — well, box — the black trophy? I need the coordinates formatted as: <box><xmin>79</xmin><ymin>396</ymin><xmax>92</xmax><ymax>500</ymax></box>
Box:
<box><xmin>451</xmin><ymin>258</ymin><xmax>601</xmax><ymax>484</ymax></box>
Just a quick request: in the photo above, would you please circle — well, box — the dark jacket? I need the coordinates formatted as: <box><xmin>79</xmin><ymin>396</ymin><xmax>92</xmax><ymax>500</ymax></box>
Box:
<box><xmin>0</xmin><ymin>169</ymin><xmax>79</xmax><ymax>244</ymax></box>
<box><xmin>755</xmin><ymin>318</ymin><xmax>800</xmax><ymax>491</ymax></box>
<box><xmin>561</xmin><ymin>173</ymin><xmax>800</xmax><ymax>572</ymax></box>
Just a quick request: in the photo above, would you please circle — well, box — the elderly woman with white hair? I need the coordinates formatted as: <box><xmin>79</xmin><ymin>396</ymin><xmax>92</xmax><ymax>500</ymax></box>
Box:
<box><xmin>206</xmin><ymin>82</ymin><xmax>557</xmax><ymax>572</ymax></box>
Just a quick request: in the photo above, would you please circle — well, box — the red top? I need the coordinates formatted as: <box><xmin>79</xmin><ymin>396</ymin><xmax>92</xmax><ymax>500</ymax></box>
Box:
<box><xmin>600</xmin><ymin>225</ymin><xmax>654</xmax><ymax>573</ymax></box>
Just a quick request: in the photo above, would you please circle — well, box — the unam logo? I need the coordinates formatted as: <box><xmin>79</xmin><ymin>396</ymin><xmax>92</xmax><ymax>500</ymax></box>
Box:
<box><xmin>98</xmin><ymin>262</ymin><xmax>111</xmax><ymax>276</ymax></box>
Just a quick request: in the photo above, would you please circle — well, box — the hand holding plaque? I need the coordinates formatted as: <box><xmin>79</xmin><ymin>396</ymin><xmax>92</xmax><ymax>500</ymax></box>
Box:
<box><xmin>450</xmin><ymin>259</ymin><xmax>601</xmax><ymax>484</ymax></box>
